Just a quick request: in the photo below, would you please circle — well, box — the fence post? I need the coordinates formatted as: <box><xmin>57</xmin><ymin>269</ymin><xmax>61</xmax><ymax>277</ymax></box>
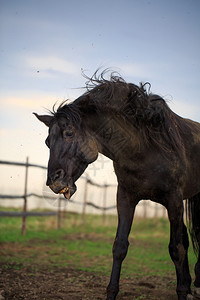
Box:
<box><xmin>22</xmin><ymin>156</ymin><xmax>29</xmax><ymax>236</ymax></box>
<box><xmin>57</xmin><ymin>196</ymin><xmax>61</xmax><ymax>229</ymax></box>
<box><xmin>82</xmin><ymin>178</ymin><xmax>88</xmax><ymax>224</ymax></box>
<box><xmin>62</xmin><ymin>198</ymin><xmax>67</xmax><ymax>227</ymax></box>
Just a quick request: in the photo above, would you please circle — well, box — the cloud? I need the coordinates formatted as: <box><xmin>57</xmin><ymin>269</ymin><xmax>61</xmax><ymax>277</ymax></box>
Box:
<box><xmin>0</xmin><ymin>129</ymin><xmax>8</xmax><ymax>136</ymax></box>
<box><xmin>0</xmin><ymin>92</ymin><xmax>59</xmax><ymax>110</ymax></box>
<box><xmin>24</xmin><ymin>55</ymin><xmax>80</xmax><ymax>76</ymax></box>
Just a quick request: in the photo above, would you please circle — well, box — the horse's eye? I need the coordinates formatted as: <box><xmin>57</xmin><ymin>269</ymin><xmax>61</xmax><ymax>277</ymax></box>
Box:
<box><xmin>63</xmin><ymin>129</ymin><xmax>74</xmax><ymax>138</ymax></box>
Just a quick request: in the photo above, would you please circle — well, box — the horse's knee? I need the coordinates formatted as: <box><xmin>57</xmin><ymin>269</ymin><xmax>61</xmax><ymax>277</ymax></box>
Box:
<box><xmin>113</xmin><ymin>238</ymin><xmax>129</xmax><ymax>261</ymax></box>
<box><xmin>169</xmin><ymin>242</ymin><xmax>186</xmax><ymax>262</ymax></box>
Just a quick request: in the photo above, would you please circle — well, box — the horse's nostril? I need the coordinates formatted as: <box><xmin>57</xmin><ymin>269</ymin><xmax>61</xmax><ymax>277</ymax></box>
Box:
<box><xmin>54</xmin><ymin>169</ymin><xmax>65</xmax><ymax>181</ymax></box>
<box><xmin>46</xmin><ymin>169</ymin><xmax>65</xmax><ymax>186</ymax></box>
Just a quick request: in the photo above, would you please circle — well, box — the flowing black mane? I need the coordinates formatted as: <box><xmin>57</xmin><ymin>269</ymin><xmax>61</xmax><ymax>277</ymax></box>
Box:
<box><xmin>53</xmin><ymin>71</ymin><xmax>183</xmax><ymax>155</ymax></box>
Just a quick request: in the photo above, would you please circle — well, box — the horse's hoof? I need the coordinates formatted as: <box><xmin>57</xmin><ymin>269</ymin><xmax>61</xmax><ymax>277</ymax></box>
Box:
<box><xmin>106</xmin><ymin>284</ymin><xmax>118</xmax><ymax>300</ymax></box>
<box><xmin>106</xmin><ymin>292</ymin><xmax>117</xmax><ymax>300</ymax></box>
<box><xmin>106</xmin><ymin>295</ymin><xmax>117</xmax><ymax>300</ymax></box>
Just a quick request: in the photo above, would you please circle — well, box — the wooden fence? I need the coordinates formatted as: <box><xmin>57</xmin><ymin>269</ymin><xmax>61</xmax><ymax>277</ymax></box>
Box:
<box><xmin>0</xmin><ymin>158</ymin><xmax>117</xmax><ymax>234</ymax></box>
<box><xmin>0</xmin><ymin>158</ymin><xmax>167</xmax><ymax>235</ymax></box>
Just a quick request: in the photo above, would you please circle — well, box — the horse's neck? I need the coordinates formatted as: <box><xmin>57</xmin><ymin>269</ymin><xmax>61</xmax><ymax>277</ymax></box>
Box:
<box><xmin>85</xmin><ymin>112</ymin><xmax>140</xmax><ymax>162</ymax></box>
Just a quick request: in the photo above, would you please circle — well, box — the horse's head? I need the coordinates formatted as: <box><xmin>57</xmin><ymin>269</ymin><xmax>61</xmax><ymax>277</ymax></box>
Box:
<box><xmin>34</xmin><ymin>106</ymin><xmax>98</xmax><ymax>199</ymax></box>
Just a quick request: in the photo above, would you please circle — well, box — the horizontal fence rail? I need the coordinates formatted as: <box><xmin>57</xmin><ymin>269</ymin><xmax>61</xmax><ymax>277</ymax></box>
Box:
<box><xmin>0</xmin><ymin>211</ymin><xmax>57</xmax><ymax>217</ymax></box>
<box><xmin>0</xmin><ymin>192</ymin><xmax>116</xmax><ymax>211</ymax></box>
<box><xmin>0</xmin><ymin>160</ymin><xmax>47</xmax><ymax>169</ymax></box>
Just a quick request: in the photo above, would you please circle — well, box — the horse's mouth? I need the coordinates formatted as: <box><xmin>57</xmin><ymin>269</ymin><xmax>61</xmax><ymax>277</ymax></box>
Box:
<box><xmin>57</xmin><ymin>183</ymin><xmax>77</xmax><ymax>200</ymax></box>
<box><xmin>58</xmin><ymin>186</ymin><xmax>71</xmax><ymax>199</ymax></box>
<box><xmin>48</xmin><ymin>176</ymin><xmax>77</xmax><ymax>199</ymax></box>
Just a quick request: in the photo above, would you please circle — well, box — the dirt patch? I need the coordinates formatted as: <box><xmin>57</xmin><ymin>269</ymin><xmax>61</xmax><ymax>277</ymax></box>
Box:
<box><xmin>0</xmin><ymin>230</ymin><xmax>180</xmax><ymax>299</ymax></box>
<box><xmin>0</xmin><ymin>263</ymin><xmax>178</xmax><ymax>300</ymax></box>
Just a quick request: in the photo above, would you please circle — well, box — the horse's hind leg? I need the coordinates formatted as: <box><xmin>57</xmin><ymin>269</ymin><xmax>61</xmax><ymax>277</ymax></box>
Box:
<box><xmin>167</xmin><ymin>195</ymin><xmax>192</xmax><ymax>300</ymax></box>
<box><xmin>188</xmin><ymin>194</ymin><xmax>200</xmax><ymax>299</ymax></box>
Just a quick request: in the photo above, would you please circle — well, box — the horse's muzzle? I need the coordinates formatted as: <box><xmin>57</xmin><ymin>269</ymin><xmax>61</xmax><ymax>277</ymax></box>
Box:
<box><xmin>47</xmin><ymin>171</ymin><xmax>77</xmax><ymax>199</ymax></box>
<box><xmin>49</xmin><ymin>181</ymin><xmax>77</xmax><ymax>199</ymax></box>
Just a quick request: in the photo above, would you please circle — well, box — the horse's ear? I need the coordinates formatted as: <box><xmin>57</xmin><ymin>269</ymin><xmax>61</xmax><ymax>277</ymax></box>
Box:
<box><xmin>33</xmin><ymin>113</ymin><xmax>53</xmax><ymax>127</ymax></box>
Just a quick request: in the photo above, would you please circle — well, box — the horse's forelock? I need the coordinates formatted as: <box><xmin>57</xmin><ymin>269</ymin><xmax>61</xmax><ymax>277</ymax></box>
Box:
<box><xmin>52</xmin><ymin>101</ymin><xmax>82</xmax><ymax>127</ymax></box>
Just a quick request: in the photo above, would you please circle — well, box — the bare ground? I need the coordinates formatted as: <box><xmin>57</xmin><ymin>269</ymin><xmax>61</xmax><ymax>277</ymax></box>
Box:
<box><xmin>0</xmin><ymin>262</ymin><xmax>179</xmax><ymax>300</ymax></box>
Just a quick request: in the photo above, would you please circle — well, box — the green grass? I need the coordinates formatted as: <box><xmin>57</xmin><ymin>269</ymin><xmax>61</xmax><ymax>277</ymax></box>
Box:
<box><xmin>0</xmin><ymin>208</ymin><xmax>197</xmax><ymax>280</ymax></box>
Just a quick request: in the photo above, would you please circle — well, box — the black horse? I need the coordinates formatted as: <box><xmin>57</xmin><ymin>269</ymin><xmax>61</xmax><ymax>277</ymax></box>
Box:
<box><xmin>34</xmin><ymin>71</ymin><xmax>200</xmax><ymax>300</ymax></box>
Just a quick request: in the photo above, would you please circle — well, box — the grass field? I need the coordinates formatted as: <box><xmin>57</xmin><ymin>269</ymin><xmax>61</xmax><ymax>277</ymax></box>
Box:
<box><xmin>0</xmin><ymin>209</ymin><xmax>196</xmax><ymax>276</ymax></box>
<box><xmin>0</xmin><ymin>208</ymin><xmax>198</xmax><ymax>299</ymax></box>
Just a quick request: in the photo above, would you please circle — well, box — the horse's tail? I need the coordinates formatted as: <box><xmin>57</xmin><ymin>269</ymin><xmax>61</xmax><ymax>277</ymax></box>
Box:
<box><xmin>186</xmin><ymin>193</ymin><xmax>200</xmax><ymax>256</ymax></box>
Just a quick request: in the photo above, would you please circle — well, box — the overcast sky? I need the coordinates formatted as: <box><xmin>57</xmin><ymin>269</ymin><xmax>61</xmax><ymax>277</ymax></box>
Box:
<box><xmin>0</xmin><ymin>0</ymin><xmax>200</xmax><ymax>184</ymax></box>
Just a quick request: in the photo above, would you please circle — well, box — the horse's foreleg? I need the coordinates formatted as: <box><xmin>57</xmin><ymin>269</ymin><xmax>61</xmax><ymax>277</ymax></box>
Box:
<box><xmin>167</xmin><ymin>197</ymin><xmax>192</xmax><ymax>300</ymax></box>
<box><xmin>106</xmin><ymin>185</ymin><xmax>137</xmax><ymax>300</ymax></box>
